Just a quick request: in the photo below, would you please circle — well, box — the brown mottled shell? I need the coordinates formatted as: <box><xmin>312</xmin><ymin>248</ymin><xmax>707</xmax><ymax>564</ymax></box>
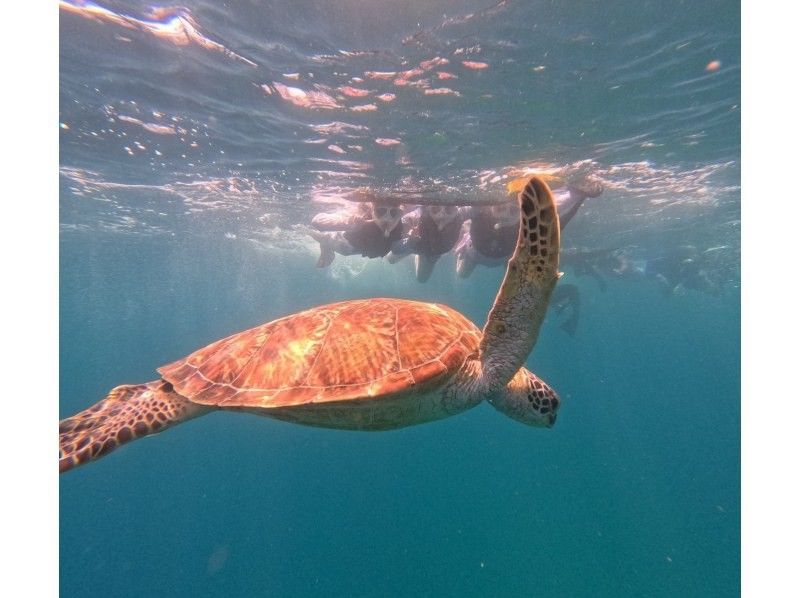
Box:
<box><xmin>157</xmin><ymin>298</ymin><xmax>481</xmax><ymax>409</ymax></box>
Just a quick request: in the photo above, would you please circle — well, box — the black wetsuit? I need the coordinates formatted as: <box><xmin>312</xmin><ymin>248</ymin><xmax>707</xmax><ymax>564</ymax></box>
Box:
<box><xmin>344</xmin><ymin>221</ymin><xmax>404</xmax><ymax>258</ymax></box>
<box><xmin>469</xmin><ymin>213</ymin><xmax>517</xmax><ymax>258</ymax></box>
<box><xmin>416</xmin><ymin>214</ymin><xmax>463</xmax><ymax>257</ymax></box>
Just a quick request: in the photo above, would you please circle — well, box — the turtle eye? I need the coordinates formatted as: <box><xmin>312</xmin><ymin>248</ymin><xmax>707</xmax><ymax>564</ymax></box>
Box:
<box><xmin>374</xmin><ymin>206</ymin><xmax>388</xmax><ymax>218</ymax></box>
<box><xmin>389</xmin><ymin>207</ymin><xmax>401</xmax><ymax>218</ymax></box>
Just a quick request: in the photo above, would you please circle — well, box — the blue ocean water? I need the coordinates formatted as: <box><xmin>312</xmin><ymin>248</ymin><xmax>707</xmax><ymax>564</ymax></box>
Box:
<box><xmin>60</xmin><ymin>1</ymin><xmax>740</xmax><ymax>596</ymax></box>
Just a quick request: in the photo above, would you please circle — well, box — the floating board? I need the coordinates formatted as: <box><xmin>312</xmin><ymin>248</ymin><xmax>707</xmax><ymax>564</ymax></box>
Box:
<box><xmin>314</xmin><ymin>173</ymin><xmax>567</xmax><ymax>207</ymax></box>
<box><xmin>343</xmin><ymin>187</ymin><xmax>510</xmax><ymax>207</ymax></box>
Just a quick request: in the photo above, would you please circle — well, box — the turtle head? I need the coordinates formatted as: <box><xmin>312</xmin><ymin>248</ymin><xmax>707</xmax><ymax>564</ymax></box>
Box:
<box><xmin>488</xmin><ymin>368</ymin><xmax>560</xmax><ymax>428</ymax></box>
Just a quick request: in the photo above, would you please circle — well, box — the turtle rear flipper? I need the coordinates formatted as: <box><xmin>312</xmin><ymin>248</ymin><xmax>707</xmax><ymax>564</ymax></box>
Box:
<box><xmin>59</xmin><ymin>381</ymin><xmax>209</xmax><ymax>473</ymax></box>
<box><xmin>479</xmin><ymin>176</ymin><xmax>561</xmax><ymax>389</ymax></box>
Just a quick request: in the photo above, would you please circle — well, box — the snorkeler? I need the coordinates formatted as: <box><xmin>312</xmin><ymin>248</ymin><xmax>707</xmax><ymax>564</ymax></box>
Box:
<box><xmin>603</xmin><ymin>245</ymin><xmax>726</xmax><ymax>297</ymax></box>
<box><xmin>641</xmin><ymin>245</ymin><xmax>724</xmax><ymax>297</ymax></box>
<box><xmin>387</xmin><ymin>204</ymin><xmax>467</xmax><ymax>282</ymax></box>
<box><xmin>558</xmin><ymin>178</ymin><xmax>604</xmax><ymax>230</ymax></box>
<box><xmin>310</xmin><ymin>201</ymin><xmax>405</xmax><ymax>268</ymax></box>
<box><xmin>455</xmin><ymin>179</ymin><xmax>603</xmax><ymax>278</ymax></box>
<box><xmin>454</xmin><ymin>200</ymin><xmax>518</xmax><ymax>278</ymax></box>
<box><xmin>560</xmin><ymin>246</ymin><xmax>636</xmax><ymax>291</ymax></box>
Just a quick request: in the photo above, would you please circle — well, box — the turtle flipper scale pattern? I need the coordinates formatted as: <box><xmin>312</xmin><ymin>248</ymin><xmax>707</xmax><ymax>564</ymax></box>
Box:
<box><xmin>479</xmin><ymin>176</ymin><xmax>561</xmax><ymax>389</ymax></box>
<box><xmin>59</xmin><ymin>380</ymin><xmax>209</xmax><ymax>473</ymax></box>
<box><xmin>516</xmin><ymin>176</ymin><xmax>561</xmax><ymax>279</ymax></box>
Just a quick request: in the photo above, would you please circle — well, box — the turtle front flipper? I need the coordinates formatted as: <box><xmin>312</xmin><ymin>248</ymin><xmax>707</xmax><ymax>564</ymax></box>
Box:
<box><xmin>59</xmin><ymin>380</ymin><xmax>210</xmax><ymax>473</ymax></box>
<box><xmin>478</xmin><ymin>176</ymin><xmax>561</xmax><ymax>390</ymax></box>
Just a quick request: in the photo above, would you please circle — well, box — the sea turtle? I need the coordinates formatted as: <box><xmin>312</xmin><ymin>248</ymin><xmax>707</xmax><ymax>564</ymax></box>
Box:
<box><xmin>59</xmin><ymin>176</ymin><xmax>562</xmax><ymax>473</ymax></box>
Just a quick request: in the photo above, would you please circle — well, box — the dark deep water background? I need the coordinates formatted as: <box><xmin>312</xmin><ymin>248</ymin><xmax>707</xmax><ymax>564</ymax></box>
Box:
<box><xmin>60</xmin><ymin>1</ymin><xmax>740</xmax><ymax>596</ymax></box>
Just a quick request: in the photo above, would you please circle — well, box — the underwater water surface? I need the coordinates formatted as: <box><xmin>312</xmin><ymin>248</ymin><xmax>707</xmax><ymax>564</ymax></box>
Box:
<box><xmin>60</xmin><ymin>1</ymin><xmax>740</xmax><ymax>596</ymax></box>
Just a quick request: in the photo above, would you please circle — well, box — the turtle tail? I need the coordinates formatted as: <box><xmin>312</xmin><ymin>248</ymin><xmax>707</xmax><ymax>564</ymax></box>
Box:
<box><xmin>59</xmin><ymin>380</ymin><xmax>210</xmax><ymax>473</ymax></box>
